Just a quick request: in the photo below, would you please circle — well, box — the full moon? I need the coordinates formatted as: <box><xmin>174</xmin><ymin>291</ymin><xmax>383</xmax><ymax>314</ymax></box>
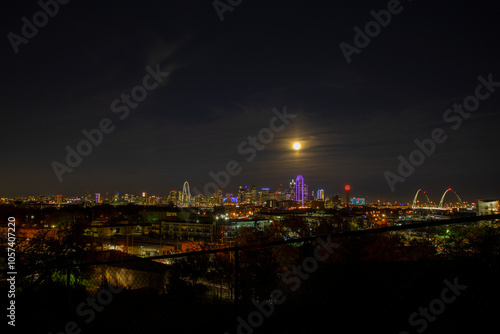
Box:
<box><xmin>293</xmin><ymin>142</ymin><xmax>301</xmax><ymax>150</ymax></box>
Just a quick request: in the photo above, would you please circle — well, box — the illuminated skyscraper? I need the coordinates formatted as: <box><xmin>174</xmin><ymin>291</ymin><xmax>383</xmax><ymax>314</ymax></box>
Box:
<box><xmin>251</xmin><ymin>185</ymin><xmax>257</xmax><ymax>204</ymax></box>
<box><xmin>333</xmin><ymin>194</ymin><xmax>342</xmax><ymax>206</ymax></box>
<box><xmin>277</xmin><ymin>184</ymin><xmax>285</xmax><ymax>201</ymax></box>
<box><xmin>261</xmin><ymin>188</ymin><xmax>270</xmax><ymax>203</ymax></box>
<box><xmin>295</xmin><ymin>175</ymin><xmax>304</xmax><ymax>206</ymax></box>
<box><xmin>289</xmin><ymin>179</ymin><xmax>296</xmax><ymax>200</ymax></box>
<box><xmin>168</xmin><ymin>190</ymin><xmax>178</xmax><ymax>205</ymax></box>
<box><xmin>317</xmin><ymin>189</ymin><xmax>324</xmax><ymax>201</ymax></box>
<box><xmin>84</xmin><ymin>190</ymin><xmax>92</xmax><ymax>203</ymax></box>
<box><xmin>216</xmin><ymin>189</ymin><xmax>223</xmax><ymax>205</ymax></box>
<box><xmin>244</xmin><ymin>188</ymin><xmax>252</xmax><ymax>203</ymax></box>
<box><xmin>238</xmin><ymin>186</ymin><xmax>247</xmax><ymax>203</ymax></box>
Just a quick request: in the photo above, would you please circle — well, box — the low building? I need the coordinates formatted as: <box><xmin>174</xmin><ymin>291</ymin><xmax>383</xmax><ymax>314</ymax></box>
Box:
<box><xmin>91</xmin><ymin>251</ymin><xmax>169</xmax><ymax>293</ymax></box>
<box><xmin>157</xmin><ymin>220</ymin><xmax>217</xmax><ymax>240</ymax></box>
<box><xmin>91</xmin><ymin>221</ymin><xmax>151</xmax><ymax>238</ymax></box>
<box><xmin>477</xmin><ymin>199</ymin><xmax>500</xmax><ymax>216</ymax></box>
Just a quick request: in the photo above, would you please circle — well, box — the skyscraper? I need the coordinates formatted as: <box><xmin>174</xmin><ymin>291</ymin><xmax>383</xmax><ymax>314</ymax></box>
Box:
<box><xmin>84</xmin><ymin>190</ymin><xmax>92</xmax><ymax>203</ymax></box>
<box><xmin>289</xmin><ymin>179</ymin><xmax>296</xmax><ymax>200</ymax></box>
<box><xmin>238</xmin><ymin>186</ymin><xmax>247</xmax><ymax>203</ymax></box>
<box><xmin>317</xmin><ymin>189</ymin><xmax>325</xmax><ymax>201</ymax></box>
<box><xmin>277</xmin><ymin>184</ymin><xmax>285</xmax><ymax>201</ymax></box>
<box><xmin>295</xmin><ymin>175</ymin><xmax>304</xmax><ymax>206</ymax></box>
<box><xmin>261</xmin><ymin>188</ymin><xmax>270</xmax><ymax>203</ymax></box>
<box><xmin>251</xmin><ymin>185</ymin><xmax>257</xmax><ymax>204</ymax></box>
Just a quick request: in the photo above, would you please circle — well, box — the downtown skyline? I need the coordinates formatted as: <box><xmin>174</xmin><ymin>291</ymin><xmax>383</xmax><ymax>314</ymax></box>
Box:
<box><xmin>0</xmin><ymin>182</ymin><xmax>477</xmax><ymax>206</ymax></box>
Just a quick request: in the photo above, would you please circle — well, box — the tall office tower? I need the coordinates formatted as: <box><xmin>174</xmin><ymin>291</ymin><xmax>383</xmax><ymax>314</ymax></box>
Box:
<box><xmin>295</xmin><ymin>175</ymin><xmax>304</xmax><ymax>206</ymax></box>
<box><xmin>169</xmin><ymin>190</ymin><xmax>178</xmax><ymax>205</ymax></box>
<box><xmin>84</xmin><ymin>190</ymin><xmax>92</xmax><ymax>203</ymax></box>
<box><xmin>333</xmin><ymin>194</ymin><xmax>342</xmax><ymax>206</ymax></box>
<box><xmin>277</xmin><ymin>184</ymin><xmax>285</xmax><ymax>201</ymax></box>
<box><xmin>239</xmin><ymin>186</ymin><xmax>248</xmax><ymax>203</ymax></box>
<box><xmin>289</xmin><ymin>179</ymin><xmax>296</xmax><ymax>200</ymax></box>
<box><xmin>95</xmin><ymin>193</ymin><xmax>101</xmax><ymax>203</ymax></box>
<box><xmin>317</xmin><ymin>189</ymin><xmax>325</xmax><ymax>201</ymax></box>
<box><xmin>244</xmin><ymin>189</ymin><xmax>252</xmax><ymax>203</ymax></box>
<box><xmin>251</xmin><ymin>185</ymin><xmax>257</xmax><ymax>204</ymax></box>
<box><xmin>304</xmin><ymin>184</ymin><xmax>309</xmax><ymax>202</ymax></box>
<box><xmin>216</xmin><ymin>189</ymin><xmax>223</xmax><ymax>205</ymax></box>
<box><xmin>261</xmin><ymin>187</ymin><xmax>270</xmax><ymax>203</ymax></box>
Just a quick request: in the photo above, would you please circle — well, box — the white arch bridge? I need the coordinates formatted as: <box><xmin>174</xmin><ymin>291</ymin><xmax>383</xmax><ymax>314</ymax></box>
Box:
<box><xmin>412</xmin><ymin>188</ymin><xmax>464</xmax><ymax>209</ymax></box>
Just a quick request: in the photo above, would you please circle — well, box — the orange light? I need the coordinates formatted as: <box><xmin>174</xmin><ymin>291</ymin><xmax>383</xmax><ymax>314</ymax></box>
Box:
<box><xmin>344</xmin><ymin>185</ymin><xmax>351</xmax><ymax>191</ymax></box>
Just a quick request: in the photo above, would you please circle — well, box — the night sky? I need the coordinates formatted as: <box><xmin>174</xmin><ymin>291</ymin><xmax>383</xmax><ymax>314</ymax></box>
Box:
<box><xmin>2</xmin><ymin>0</ymin><xmax>499</xmax><ymax>202</ymax></box>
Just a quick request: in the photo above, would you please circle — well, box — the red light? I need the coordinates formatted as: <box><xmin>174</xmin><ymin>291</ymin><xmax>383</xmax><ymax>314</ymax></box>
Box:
<box><xmin>344</xmin><ymin>185</ymin><xmax>351</xmax><ymax>191</ymax></box>
<box><xmin>448</xmin><ymin>188</ymin><xmax>452</xmax><ymax>190</ymax></box>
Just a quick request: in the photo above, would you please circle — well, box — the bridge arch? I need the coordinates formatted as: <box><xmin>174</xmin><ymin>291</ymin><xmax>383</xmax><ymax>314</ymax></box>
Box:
<box><xmin>412</xmin><ymin>189</ymin><xmax>431</xmax><ymax>208</ymax></box>
<box><xmin>181</xmin><ymin>181</ymin><xmax>191</xmax><ymax>207</ymax></box>
<box><xmin>439</xmin><ymin>188</ymin><xmax>463</xmax><ymax>208</ymax></box>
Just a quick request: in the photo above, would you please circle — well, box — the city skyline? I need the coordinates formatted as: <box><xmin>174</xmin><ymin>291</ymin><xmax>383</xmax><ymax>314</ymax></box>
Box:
<box><xmin>0</xmin><ymin>181</ymin><xmax>478</xmax><ymax>206</ymax></box>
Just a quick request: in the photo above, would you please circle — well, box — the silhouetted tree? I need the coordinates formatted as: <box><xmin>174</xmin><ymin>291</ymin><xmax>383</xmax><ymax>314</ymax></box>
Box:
<box><xmin>17</xmin><ymin>218</ymin><xmax>96</xmax><ymax>288</ymax></box>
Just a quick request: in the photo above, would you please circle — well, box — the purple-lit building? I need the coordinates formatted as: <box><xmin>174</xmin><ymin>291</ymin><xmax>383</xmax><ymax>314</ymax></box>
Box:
<box><xmin>295</xmin><ymin>175</ymin><xmax>304</xmax><ymax>206</ymax></box>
